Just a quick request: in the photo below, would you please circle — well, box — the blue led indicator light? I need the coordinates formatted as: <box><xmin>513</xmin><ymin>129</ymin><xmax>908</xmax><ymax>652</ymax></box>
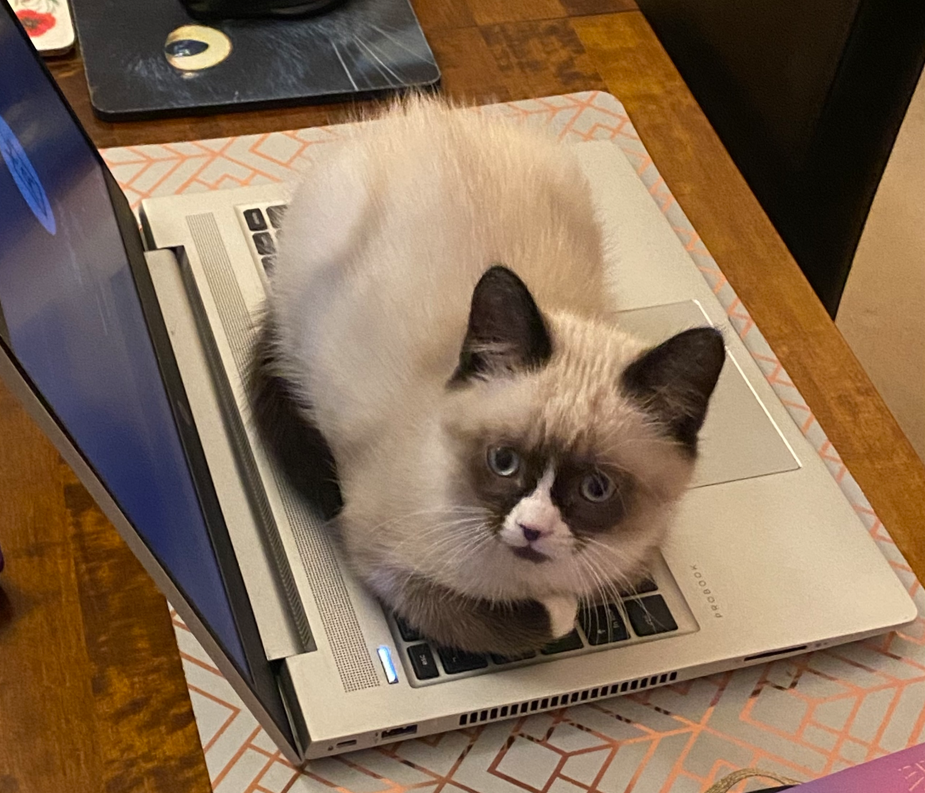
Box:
<box><xmin>377</xmin><ymin>646</ymin><xmax>399</xmax><ymax>684</ymax></box>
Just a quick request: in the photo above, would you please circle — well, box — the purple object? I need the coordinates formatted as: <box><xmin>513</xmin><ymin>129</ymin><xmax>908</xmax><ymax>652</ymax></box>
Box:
<box><xmin>791</xmin><ymin>742</ymin><xmax>925</xmax><ymax>791</ymax></box>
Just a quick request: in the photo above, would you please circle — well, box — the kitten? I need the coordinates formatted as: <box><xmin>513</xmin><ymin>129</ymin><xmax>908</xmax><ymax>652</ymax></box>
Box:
<box><xmin>254</xmin><ymin>98</ymin><xmax>725</xmax><ymax>656</ymax></box>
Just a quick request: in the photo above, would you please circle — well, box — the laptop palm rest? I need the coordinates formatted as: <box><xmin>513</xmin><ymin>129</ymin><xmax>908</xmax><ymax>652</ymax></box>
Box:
<box><xmin>616</xmin><ymin>301</ymin><xmax>800</xmax><ymax>487</ymax></box>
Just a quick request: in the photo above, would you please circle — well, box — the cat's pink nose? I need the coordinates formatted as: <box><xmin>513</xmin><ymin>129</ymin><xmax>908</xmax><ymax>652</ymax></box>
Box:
<box><xmin>519</xmin><ymin>524</ymin><xmax>544</xmax><ymax>543</ymax></box>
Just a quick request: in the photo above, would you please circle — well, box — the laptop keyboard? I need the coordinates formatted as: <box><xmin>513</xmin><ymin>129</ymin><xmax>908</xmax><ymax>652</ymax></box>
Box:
<box><xmin>392</xmin><ymin>579</ymin><xmax>683</xmax><ymax>686</ymax></box>
<box><xmin>239</xmin><ymin>204</ymin><xmax>288</xmax><ymax>276</ymax></box>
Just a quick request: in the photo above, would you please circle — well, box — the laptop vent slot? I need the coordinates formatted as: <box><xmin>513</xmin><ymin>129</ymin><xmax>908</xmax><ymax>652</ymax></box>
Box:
<box><xmin>188</xmin><ymin>214</ymin><xmax>379</xmax><ymax>693</ymax></box>
<box><xmin>457</xmin><ymin>672</ymin><xmax>678</xmax><ymax>727</ymax></box>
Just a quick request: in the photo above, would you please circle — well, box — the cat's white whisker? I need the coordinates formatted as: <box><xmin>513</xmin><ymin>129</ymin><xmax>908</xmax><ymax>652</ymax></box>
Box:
<box><xmin>584</xmin><ymin>553</ymin><xmax>620</xmax><ymax>604</ymax></box>
<box><xmin>582</xmin><ymin>549</ymin><xmax>637</xmax><ymax>632</ymax></box>
<box><xmin>365</xmin><ymin>506</ymin><xmax>491</xmax><ymax>541</ymax></box>
<box><xmin>387</xmin><ymin>516</ymin><xmax>490</xmax><ymax>557</ymax></box>
<box><xmin>436</xmin><ymin>533</ymin><xmax>494</xmax><ymax>575</ymax></box>
<box><xmin>418</xmin><ymin>528</ymin><xmax>489</xmax><ymax>566</ymax></box>
<box><xmin>421</xmin><ymin>527</ymin><xmax>495</xmax><ymax>590</ymax></box>
<box><xmin>578</xmin><ymin>545</ymin><xmax>626</xmax><ymax>597</ymax></box>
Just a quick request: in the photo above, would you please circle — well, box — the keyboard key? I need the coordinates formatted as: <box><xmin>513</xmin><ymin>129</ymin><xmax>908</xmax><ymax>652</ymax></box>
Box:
<box><xmin>253</xmin><ymin>232</ymin><xmax>276</xmax><ymax>255</ymax></box>
<box><xmin>243</xmin><ymin>208</ymin><xmax>267</xmax><ymax>231</ymax></box>
<box><xmin>266</xmin><ymin>204</ymin><xmax>287</xmax><ymax>229</ymax></box>
<box><xmin>579</xmin><ymin>604</ymin><xmax>629</xmax><ymax>646</ymax></box>
<box><xmin>394</xmin><ymin>616</ymin><xmax>423</xmax><ymax>642</ymax></box>
<box><xmin>625</xmin><ymin>596</ymin><xmax>678</xmax><ymax>637</ymax></box>
<box><xmin>261</xmin><ymin>256</ymin><xmax>276</xmax><ymax>274</ymax></box>
<box><xmin>407</xmin><ymin>644</ymin><xmax>439</xmax><ymax>680</ymax></box>
<box><xmin>541</xmin><ymin>630</ymin><xmax>584</xmax><ymax>655</ymax></box>
<box><xmin>491</xmin><ymin>651</ymin><xmax>536</xmax><ymax>665</ymax></box>
<box><xmin>437</xmin><ymin>647</ymin><xmax>489</xmax><ymax>674</ymax></box>
<box><xmin>619</xmin><ymin>578</ymin><xmax>658</xmax><ymax>597</ymax></box>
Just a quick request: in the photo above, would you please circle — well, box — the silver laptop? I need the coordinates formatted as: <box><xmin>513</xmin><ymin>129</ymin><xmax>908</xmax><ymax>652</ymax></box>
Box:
<box><xmin>0</xmin><ymin>5</ymin><xmax>915</xmax><ymax>765</ymax></box>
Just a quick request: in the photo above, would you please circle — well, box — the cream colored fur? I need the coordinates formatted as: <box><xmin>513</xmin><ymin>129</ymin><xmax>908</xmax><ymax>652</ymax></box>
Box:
<box><xmin>268</xmin><ymin>98</ymin><xmax>696</xmax><ymax>641</ymax></box>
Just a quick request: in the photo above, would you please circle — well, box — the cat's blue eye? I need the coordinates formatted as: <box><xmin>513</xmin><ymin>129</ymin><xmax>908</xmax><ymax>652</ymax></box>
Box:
<box><xmin>487</xmin><ymin>446</ymin><xmax>521</xmax><ymax>477</ymax></box>
<box><xmin>580</xmin><ymin>471</ymin><xmax>615</xmax><ymax>503</ymax></box>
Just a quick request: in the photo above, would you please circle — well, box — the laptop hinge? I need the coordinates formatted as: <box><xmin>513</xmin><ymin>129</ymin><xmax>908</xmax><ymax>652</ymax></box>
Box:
<box><xmin>145</xmin><ymin>246</ymin><xmax>308</xmax><ymax>660</ymax></box>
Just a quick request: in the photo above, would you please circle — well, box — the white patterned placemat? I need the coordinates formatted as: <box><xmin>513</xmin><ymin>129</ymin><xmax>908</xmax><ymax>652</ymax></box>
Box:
<box><xmin>104</xmin><ymin>92</ymin><xmax>925</xmax><ymax>793</ymax></box>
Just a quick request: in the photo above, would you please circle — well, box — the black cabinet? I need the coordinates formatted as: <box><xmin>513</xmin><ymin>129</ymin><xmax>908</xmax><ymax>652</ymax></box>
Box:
<box><xmin>637</xmin><ymin>0</ymin><xmax>925</xmax><ymax>315</ymax></box>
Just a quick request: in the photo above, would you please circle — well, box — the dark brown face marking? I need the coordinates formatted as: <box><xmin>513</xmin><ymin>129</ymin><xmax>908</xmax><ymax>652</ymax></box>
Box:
<box><xmin>550</xmin><ymin>459</ymin><xmax>635</xmax><ymax>536</ymax></box>
<box><xmin>461</xmin><ymin>438</ymin><xmax>545</xmax><ymax>530</ymax></box>
<box><xmin>457</xmin><ymin>433</ymin><xmax>637</xmax><ymax>539</ymax></box>
<box><xmin>512</xmin><ymin>545</ymin><xmax>551</xmax><ymax>564</ymax></box>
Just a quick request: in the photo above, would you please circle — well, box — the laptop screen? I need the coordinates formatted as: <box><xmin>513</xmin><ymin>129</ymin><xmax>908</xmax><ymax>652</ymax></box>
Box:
<box><xmin>0</xmin><ymin>4</ymin><xmax>274</xmax><ymax>715</ymax></box>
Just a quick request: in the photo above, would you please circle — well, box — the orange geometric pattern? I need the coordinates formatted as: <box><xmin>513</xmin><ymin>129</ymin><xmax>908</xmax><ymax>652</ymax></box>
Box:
<box><xmin>106</xmin><ymin>93</ymin><xmax>925</xmax><ymax>793</ymax></box>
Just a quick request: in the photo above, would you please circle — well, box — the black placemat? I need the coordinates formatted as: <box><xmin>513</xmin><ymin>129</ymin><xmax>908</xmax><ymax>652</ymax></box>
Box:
<box><xmin>70</xmin><ymin>0</ymin><xmax>440</xmax><ymax>120</ymax></box>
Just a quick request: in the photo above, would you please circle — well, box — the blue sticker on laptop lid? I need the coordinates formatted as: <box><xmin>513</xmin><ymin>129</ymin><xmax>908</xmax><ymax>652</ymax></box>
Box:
<box><xmin>0</xmin><ymin>113</ymin><xmax>56</xmax><ymax>235</ymax></box>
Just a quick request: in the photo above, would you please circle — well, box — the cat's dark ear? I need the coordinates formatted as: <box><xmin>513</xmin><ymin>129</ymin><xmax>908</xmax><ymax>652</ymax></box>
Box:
<box><xmin>621</xmin><ymin>327</ymin><xmax>725</xmax><ymax>452</ymax></box>
<box><xmin>449</xmin><ymin>265</ymin><xmax>552</xmax><ymax>386</ymax></box>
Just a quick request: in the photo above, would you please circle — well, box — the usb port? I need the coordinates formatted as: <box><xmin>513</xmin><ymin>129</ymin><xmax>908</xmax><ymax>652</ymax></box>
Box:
<box><xmin>381</xmin><ymin>725</ymin><xmax>417</xmax><ymax>740</ymax></box>
<box><xmin>336</xmin><ymin>739</ymin><xmax>357</xmax><ymax>748</ymax></box>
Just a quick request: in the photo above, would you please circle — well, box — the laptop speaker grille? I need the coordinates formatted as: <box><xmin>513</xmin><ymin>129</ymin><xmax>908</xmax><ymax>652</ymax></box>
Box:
<box><xmin>182</xmin><ymin>219</ymin><xmax>310</xmax><ymax>651</ymax></box>
<box><xmin>457</xmin><ymin>671</ymin><xmax>678</xmax><ymax>727</ymax></box>
<box><xmin>187</xmin><ymin>213</ymin><xmax>379</xmax><ymax>692</ymax></box>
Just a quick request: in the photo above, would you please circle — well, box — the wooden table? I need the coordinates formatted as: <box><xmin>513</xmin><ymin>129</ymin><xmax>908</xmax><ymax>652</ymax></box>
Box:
<box><xmin>2</xmin><ymin>2</ymin><xmax>924</xmax><ymax>791</ymax></box>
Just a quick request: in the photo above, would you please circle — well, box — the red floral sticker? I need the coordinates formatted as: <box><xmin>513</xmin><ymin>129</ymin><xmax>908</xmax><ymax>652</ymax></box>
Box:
<box><xmin>16</xmin><ymin>8</ymin><xmax>57</xmax><ymax>37</ymax></box>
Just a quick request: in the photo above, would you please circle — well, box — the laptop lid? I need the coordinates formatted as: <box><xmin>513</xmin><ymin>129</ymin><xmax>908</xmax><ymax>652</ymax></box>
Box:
<box><xmin>0</xmin><ymin>2</ymin><xmax>297</xmax><ymax>756</ymax></box>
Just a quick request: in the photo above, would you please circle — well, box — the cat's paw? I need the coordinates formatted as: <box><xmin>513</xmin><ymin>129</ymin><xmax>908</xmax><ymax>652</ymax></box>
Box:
<box><xmin>542</xmin><ymin>594</ymin><xmax>579</xmax><ymax>638</ymax></box>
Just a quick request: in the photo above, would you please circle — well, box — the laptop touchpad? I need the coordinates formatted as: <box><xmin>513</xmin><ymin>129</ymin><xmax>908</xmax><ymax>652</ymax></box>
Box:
<box><xmin>616</xmin><ymin>302</ymin><xmax>800</xmax><ymax>487</ymax></box>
